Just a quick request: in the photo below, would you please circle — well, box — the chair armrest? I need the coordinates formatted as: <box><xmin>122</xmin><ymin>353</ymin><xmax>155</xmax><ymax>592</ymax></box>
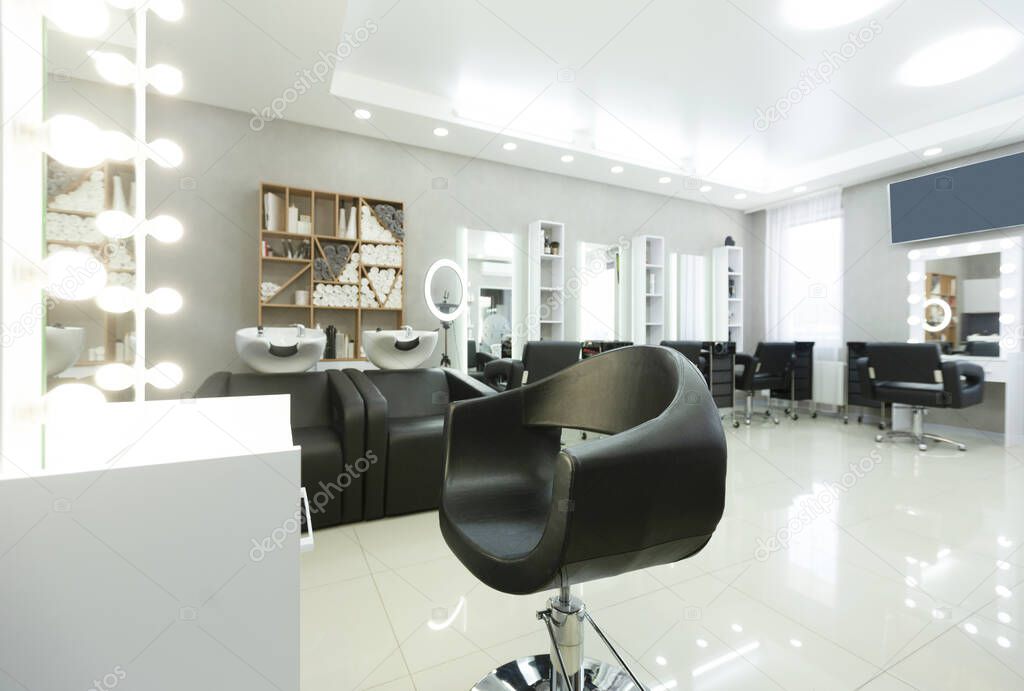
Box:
<box><xmin>445</xmin><ymin>368</ymin><xmax>496</xmax><ymax>401</ymax></box>
<box><xmin>195</xmin><ymin>371</ymin><xmax>230</xmax><ymax>398</ymax></box>
<box><xmin>482</xmin><ymin>359</ymin><xmax>525</xmax><ymax>391</ymax></box>
<box><xmin>474</xmin><ymin>351</ymin><xmax>497</xmax><ymax>372</ymax></box>
<box><xmin>855</xmin><ymin>356</ymin><xmax>874</xmax><ymax>399</ymax></box>
<box><xmin>327</xmin><ymin>370</ymin><xmax>366</xmax><ymax>523</ymax></box>
<box><xmin>344</xmin><ymin>370</ymin><xmax>389</xmax><ymax>520</ymax></box>
<box><xmin>941</xmin><ymin>360</ymin><xmax>985</xmax><ymax>408</ymax></box>
<box><xmin>734</xmin><ymin>353</ymin><xmax>758</xmax><ymax>391</ymax></box>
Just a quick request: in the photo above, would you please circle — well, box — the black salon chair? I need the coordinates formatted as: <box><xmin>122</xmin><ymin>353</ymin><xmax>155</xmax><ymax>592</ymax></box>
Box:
<box><xmin>734</xmin><ymin>342</ymin><xmax>797</xmax><ymax>427</ymax></box>
<box><xmin>345</xmin><ymin>368</ymin><xmax>493</xmax><ymax>518</ymax></box>
<box><xmin>441</xmin><ymin>346</ymin><xmax>727</xmax><ymax>690</ymax></box>
<box><xmin>965</xmin><ymin>340</ymin><xmax>1000</xmax><ymax>357</ymax></box>
<box><xmin>660</xmin><ymin>340</ymin><xmax>707</xmax><ymax>372</ymax></box>
<box><xmin>484</xmin><ymin>340</ymin><xmax>582</xmax><ymax>390</ymax></box>
<box><xmin>196</xmin><ymin>371</ymin><xmax>364</xmax><ymax>528</ymax></box>
<box><xmin>857</xmin><ymin>342</ymin><xmax>984</xmax><ymax>451</ymax></box>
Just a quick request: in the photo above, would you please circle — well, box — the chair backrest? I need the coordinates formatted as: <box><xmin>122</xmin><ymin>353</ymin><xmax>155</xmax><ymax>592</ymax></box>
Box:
<box><xmin>223</xmin><ymin>372</ymin><xmax>332</xmax><ymax>428</ymax></box>
<box><xmin>965</xmin><ymin>340</ymin><xmax>1000</xmax><ymax>357</ymax></box>
<box><xmin>865</xmin><ymin>342</ymin><xmax>943</xmax><ymax>383</ymax></box>
<box><xmin>754</xmin><ymin>342</ymin><xmax>796</xmax><ymax>375</ymax></box>
<box><xmin>660</xmin><ymin>341</ymin><xmax>705</xmax><ymax>367</ymax></box>
<box><xmin>522</xmin><ymin>340</ymin><xmax>581</xmax><ymax>382</ymax></box>
<box><xmin>364</xmin><ymin>368</ymin><xmax>450</xmax><ymax>418</ymax></box>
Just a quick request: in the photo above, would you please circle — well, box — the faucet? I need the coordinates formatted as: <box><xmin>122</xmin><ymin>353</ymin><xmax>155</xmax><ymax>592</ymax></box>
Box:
<box><xmin>291</xmin><ymin>323</ymin><xmax>306</xmax><ymax>338</ymax></box>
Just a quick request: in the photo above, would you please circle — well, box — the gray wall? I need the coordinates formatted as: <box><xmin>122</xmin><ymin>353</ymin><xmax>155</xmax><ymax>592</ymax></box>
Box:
<box><xmin>49</xmin><ymin>78</ymin><xmax>754</xmax><ymax>396</ymax></box>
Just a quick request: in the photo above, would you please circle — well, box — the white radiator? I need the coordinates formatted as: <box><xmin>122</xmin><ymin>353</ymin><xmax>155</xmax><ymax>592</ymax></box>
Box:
<box><xmin>813</xmin><ymin>360</ymin><xmax>846</xmax><ymax>407</ymax></box>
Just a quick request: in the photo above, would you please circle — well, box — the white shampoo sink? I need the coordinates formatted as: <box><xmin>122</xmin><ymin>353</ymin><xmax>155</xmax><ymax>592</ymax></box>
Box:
<box><xmin>46</xmin><ymin>325</ymin><xmax>85</xmax><ymax>376</ymax></box>
<box><xmin>363</xmin><ymin>326</ymin><xmax>438</xmax><ymax>369</ymax></box>
<box><xmin>236</xmin><ymin>326</ymin><xmax>326</xmax><ymax>373</ymax></box>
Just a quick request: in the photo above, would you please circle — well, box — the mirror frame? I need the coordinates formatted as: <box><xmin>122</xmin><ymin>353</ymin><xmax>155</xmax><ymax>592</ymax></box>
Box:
<box><xmin>424</xmin><ymin>258</ymin><xmax>468</xmax><ymax>323</ymax></box>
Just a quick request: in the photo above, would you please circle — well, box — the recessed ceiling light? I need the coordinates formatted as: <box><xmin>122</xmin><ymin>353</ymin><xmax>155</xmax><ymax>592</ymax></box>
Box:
<box><xmin>610</xmin><ymin>165</ymin><xmax>624</xmax><ymax>174</ymax></box>
<box><xmin>898</xmin><ymin>29</ymin><xmax>1020</xmax><ymax>87</ymax></box>
<box><xmin>789</xmin><ymin>638</ymin><xmax>803</xmax><ymax>648</ymax></box>
<box><xmin>502</xmin><ymin>142</ymin><xmax>517</xmax><ymax>151</ymax></box>
<box><xmin>560</xmin><ymin>154</ymin><xmax>574</xmax><ymax>163</ymax></box>
<box><xmin>793</xmin><ymin>185</ymin><xmax>808</xmax><ymax>193</ymax></box>
<box><xmin>353</xmin><ymin>109</ymin><xmax>372</xmax><ymax>120</ymax></box>
<box><xmin>433</xmin><ymin>127</ymin><xmax>449</xmax><ymax>137</ymax></box>
<box><xmin>695</xmin><ymin>638</ymin><xmax>708</xmax><ymax>648</ymax></box>
<box><xmin>782</xmin><ymin>0</ymin><xmax>894</xmax><ymax>30</ymax></box>
<box><xmin>734</xmin><ymin>192</ymin><xmax>748</xmax><ymax>200</ymax></box>
<box><xmin>923</xmin><ymin>147</ymin><xmax>943</xmax><ymax>157</ymax></box>
<box><xmin>997</xmin><ymin>636</ymin><xmax>1011</xmax><ymax>649</ymax></box>
<box><xmin>699</xmin><ymin>185</ymin><xmax>713</xmax><ymax>193</ymax></box>
<box><xmin>658</xmin><ymin>176</ymin><xmax>672</xmax><ymax>184</ymax></box>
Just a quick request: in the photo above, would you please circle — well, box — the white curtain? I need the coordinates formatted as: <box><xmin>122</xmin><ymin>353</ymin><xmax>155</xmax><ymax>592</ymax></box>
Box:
<box><xmin>765</xmin><ymin>190</ymin><xmax>844</xmax><ymax>361</ymax></box>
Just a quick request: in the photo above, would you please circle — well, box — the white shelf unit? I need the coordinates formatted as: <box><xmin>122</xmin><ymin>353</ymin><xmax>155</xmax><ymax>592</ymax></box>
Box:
<box><xmin>527</xmin><ymin>220</ymin><xmax>566</xmax><ymax>340</ymax></box>
<box><xmin>710</xmin><ymin>245</ymin><xmax>743</xmax><ymax>351</ymax></box>
<box><xmin>631</xmin><ymin>234</ymin><xmax>666</xmax><ymax>344</ymax></box>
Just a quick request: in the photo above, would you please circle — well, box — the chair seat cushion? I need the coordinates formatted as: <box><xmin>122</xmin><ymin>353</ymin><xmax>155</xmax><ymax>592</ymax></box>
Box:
<box><xmin>873</xmin><ymin>381</ymin><xmax>947</xmax><ymax>407</ymax></box>
<box><xmin>292</xmin><ymin>426</ymin><xmax>344</xmax><ymax>529</ymax></box>
<box><xmin>386</xmin><ymin>415</ymin><xmax>446</xmax><ymax>515</ymax></box>
<box><xmin>736</xmin><ymin>371</ymin><xmax>788</xmax><ymax>390</ymax></box>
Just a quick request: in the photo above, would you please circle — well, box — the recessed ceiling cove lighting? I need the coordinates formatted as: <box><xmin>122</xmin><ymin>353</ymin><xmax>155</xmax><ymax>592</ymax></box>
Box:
<box><xmin>658</xmin><ymin>176</ymin><xmax>672</xmax><ymax>184</ymax></box>
<box><xmin>923</xmin><ymin>147</ymin><xmax>943</xmax><ymax>157</ymax></box>
<box><xmin>353</xmin><ymin>109</ymin><xmax>372</xmax><ymax>120</ymax></box>
<box><xmin>782</xmin><ymin>0</ymin><xmax>893</xmax><ymax>29</ymax></box>
<box><xmin>898</xmin><ymin>29</ymin><xmax>1020</xmax><ymax>87</ymax></box>
<box><xmin>734</xmin><ymin>192</ymin><xmax>748</xmax><ymax>200</ymax></box>
<box><xmin>793</xmin><ymin>185</ymin><xmax>808</xmax><ymax>193</ymax></box>
<box><xmin>610</xmin><ymin>165</ymin><xmax>624</xmax><ymax>174</ymax></box>
<box><xmin>433</xmin><ymin>127</ymin><xmax>449</xmax><ymax>137</ymax></box>
<box><xmin>502</xmin><ymin>142</ymin><xmax>517</xmax><ymax>151</ymax></box>
<box><xmin>560</xmin><ymin>154</ymin><xmax>574</xmax><ymax>163</ymax></box>
<box><xmin>700</xmin><ymin>185</ymin><xmax>713</xmax><ymax>193</ymax></box>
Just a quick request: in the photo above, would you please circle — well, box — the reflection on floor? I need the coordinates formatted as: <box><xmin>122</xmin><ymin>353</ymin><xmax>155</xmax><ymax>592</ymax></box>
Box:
<box><xmin>301</xmin><ymin>417</ymin><xmax>1024</xmax><ymax>691</ymax></box>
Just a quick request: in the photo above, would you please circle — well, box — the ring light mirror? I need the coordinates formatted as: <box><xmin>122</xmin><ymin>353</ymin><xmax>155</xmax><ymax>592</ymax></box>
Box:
<box><xmin>922</xmin><ymin>297</ymin><xmax>952</xmax><ymax>333</ymax></box>
<box><xmin>425</xmin><ymin>259</ymin><xmax>467</xmax><ymax>323</ymax></box>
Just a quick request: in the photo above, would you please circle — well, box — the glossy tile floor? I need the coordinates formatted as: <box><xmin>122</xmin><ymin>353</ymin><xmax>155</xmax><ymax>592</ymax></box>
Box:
<box><xmin>301</xmin><ymin>417</ymin><xmax>1024</xmax><ymax>691</ymax></box>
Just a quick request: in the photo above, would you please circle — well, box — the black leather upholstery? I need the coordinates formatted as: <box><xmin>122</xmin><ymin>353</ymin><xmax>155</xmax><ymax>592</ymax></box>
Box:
<box><xmin>660</xmin><ymin>340</ymin><xmax>707</xmax><ymax>372</ymax></box>
<box><xmin>195</xmin><ymin>371</ymin><xmax>364</xmax><ymax>528</ymax></box>
<box><xmin>857</xmin><ymin>343</ymin><xmax>984</xmax><ymax>408</ymax></box>
<box><xmin>522</xmin><ymin>341</ymin><xmax>582</xmax><ymax>383</ymax></box>
<box><xmin>965</xmin><ymin>341</ymin><xmax>999</xmax><ymax>357</ymax></box>
<box><xmin>440</xmin><ymin>346</ymin><xmax>727</xmax><ymax>595</ymax></box>
<box><xmin>736</xmin><ymin>342</ymin><xmax>796</xmax><ymax>391</ymax></box>
<box><xmin>345</xmin><ymin>368</ymin><xmax>494</xmax><ymax>518</ymax></box>
<box><xmin>482</xmin><ymin>358</ymin><xmax>524</xmax><ymax>391</ymax></box>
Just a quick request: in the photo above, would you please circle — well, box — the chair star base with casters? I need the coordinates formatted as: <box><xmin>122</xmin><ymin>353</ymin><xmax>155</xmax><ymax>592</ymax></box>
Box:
<box><xmin>857</xmin><ymin>342</ymin><xmax>984</xmax><ymax>453</ymax></box>
<box><xmin>732</xmin><ymin>342</ymin><xmax>797</xmax><ymax>428</ymax></box>
<box><xmin>441</xmin><ymin>346</ymin><xmax>727</xmax><ymax>691</ymax></box>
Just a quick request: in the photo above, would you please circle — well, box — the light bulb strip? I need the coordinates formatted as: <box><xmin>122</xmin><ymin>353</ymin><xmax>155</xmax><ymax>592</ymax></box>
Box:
<box><xmin>133</xmin><ymin>4</ymin><xmax>148</xmax><ymax>401</ymax></box>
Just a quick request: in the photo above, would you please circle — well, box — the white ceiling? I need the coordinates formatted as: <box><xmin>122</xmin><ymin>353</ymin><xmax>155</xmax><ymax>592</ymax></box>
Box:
<box><xmin>47</xmin><ymin>0</ymin><xmax>1024</xmax><ymax>211</ymax></box>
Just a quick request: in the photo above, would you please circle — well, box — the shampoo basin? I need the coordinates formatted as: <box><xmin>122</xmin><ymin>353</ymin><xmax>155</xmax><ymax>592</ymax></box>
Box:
<box><xmin>236</xmin><ymin>326</ymin><xmax>326</xmax><ymax>373</ymax></box>
<box><xmin>363</xmin><ymin>326</ymin><xmax>438</xmax><ymax>369</ymax></box>
<box><xmin>46</xmin><ymin>325</ymin><xmax>85</xmax><ymax>376</ymax></box>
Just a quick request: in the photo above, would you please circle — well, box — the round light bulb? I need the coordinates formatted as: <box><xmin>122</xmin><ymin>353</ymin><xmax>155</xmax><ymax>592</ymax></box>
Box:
<box><xmin>907</xmin><ymin>272</ymin><xmax>923</xmax><ymax>282</ymax></box>
<box><xmin>150</xmin><ymin>0</ymin><xmax>184</xmax><ymax>21</ymax></box>
<box><xmin>95</xmin><ymin>363</ymin><xmax>135</xmax><ymax>391</ymax></box>
<box><xmin>88</xmin><ymin>50</ymin><xmax>137</xmax><ymax>86</ymax></box>
<box><xmin>148</xmin><ymin>287</ymin><xmax>183</xmax><ymax>314</ymax></box>
<box><xmin>908</xmin><ymin>249</ymin><xmax>922</xmax><ymax>260</ymax></box>
<box><xmin>907</xmin><ymin>315</ymin><xmax>921</xmax><ymax>326</ymax></box>
<box><xmin>935</xmin><ymin>246</ymin><xmax>950</xmax><ymax>257</ymax></box>
<box><xmin>1000</xmin><ymin>263</ymin><xmax>1017</xmax><ymax>275</ymax></box>
<box><xmin>45</xmin><ymin>383</ymin><xmax>105</xmax><ymax>423</ymax></box>
<box><xmin>147</xmin><ymin>362</ymin><xmax>183</xmax><ymax>389</ymax></box>
<box><xmin>1000</xmin><ymin>288</ymin><xmax>1016</xmax><ymax>300</ymax></box>
<box><xmin>145</xmin><ymin>215</ymin><xmax>184</xmax><ymax>243</ymax></box>
<box><xmin>44</xmin><ymin>249</ymin><xmax>108</xmax><ymax>301</ymax></box>
<box><xmin>1000</xmin><ymin>314</ymin><xmax>1016</xmax><ymax>325</ymax></box>
<box><xmin>1001</xmin><ymin>239</ymin><xmax>1016</xmax><ymax>250</ymax></box>
<box><xmin>99</xmin><ymin>130</ymin><xmax>137</xmax><ymax>161</ymax></box>
<box><xmin>96</xmin><ymin>210</ymin><xmax>136</xmax><ymax>239</ymax></box>
<box><xmin>95</xmin><ymin>285</ymin><xmax>136</xmax><ymax>313</ymax></box>
<box><xmin>148</xmin><ymin>138</ymin><xmax>183</xmax><ymax>168</ymax></box>
<box><xmin>44</xmin><ymin>0</ymin><xmax>110</xmax><ymax>37</ymax></box>
<box><xmin>146</xmin><ymin>64</ymin><xmax>183</xmax><ymax>95</ymax></box>
<box><xmin>44</xmin><ymin>115</ymin><xmax>104</xmax><ymax>168</ymax></box>
<box><xmin>907</xmin><ymin>294</ymin><xmax>921</xmax><ymax>304</ymax></box>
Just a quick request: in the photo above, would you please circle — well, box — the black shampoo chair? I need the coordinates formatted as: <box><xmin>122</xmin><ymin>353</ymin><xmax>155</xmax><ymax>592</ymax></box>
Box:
<box><xmin>857</xmin><ymin>342</ymin><xmax>984</xmax><ymax>451</ymax></box>
<box><xmin>734</xmin><ymin>342</ymin><xmax>797</xmax><ymax>426</ymax></box>
<box><xmin>441</xmin><ymin>346</ymin><xmax>726</xmax><ymax>690</ymax></box>
<box><xmin>483</xmin><ymin>340</ymin><xmax>582</xmax><ymax>390</ymax></box>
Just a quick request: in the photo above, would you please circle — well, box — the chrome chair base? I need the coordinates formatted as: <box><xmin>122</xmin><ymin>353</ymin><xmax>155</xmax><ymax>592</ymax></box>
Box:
<box><xmin>874</xmin><ymin>406</ymin><xmax>966</xmax><ymax>452</ymax></box>
<box><xmin>471</xmin><ymin>655</ymin><xmax>640</xmax><ymax>691</ymax></box>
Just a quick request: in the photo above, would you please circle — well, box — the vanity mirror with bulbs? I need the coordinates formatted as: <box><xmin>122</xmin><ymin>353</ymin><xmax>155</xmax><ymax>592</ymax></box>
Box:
<box><xmin>905</xmin><ymin>237</ymin><xmax>1024</xmax><ymax>445</ymax></box>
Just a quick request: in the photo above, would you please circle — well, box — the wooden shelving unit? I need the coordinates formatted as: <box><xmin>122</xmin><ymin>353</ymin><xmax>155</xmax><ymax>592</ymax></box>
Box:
<box><xmin>257</xmin><ymin>182</ymin><xmax>404</xmax><ymax>361</ymax></box>
<box><xmin>46</xmin><ymin>160</ymin><xmax>137</xmax><ymax>368</ymax></box>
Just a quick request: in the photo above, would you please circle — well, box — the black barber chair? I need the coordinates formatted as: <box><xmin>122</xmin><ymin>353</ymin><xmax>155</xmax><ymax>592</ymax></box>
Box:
<box><xmin>734</xmin><ymin>342</ymin><xmax>797</xmax><ymax>427</ymax></box>
<box><xmin>483</xmin><ymin>340</ymin><xmax>582</xmax><ymax>390</ymax></box>
<box><xmin>857</xmin><ymin>342</ymin><xmax>984</xmax><ymax>451</ymax></box>
<box><xmin>441</xmin><ymin>346</ymin><xmax>727</xmax><ymax>690</ymax></box>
